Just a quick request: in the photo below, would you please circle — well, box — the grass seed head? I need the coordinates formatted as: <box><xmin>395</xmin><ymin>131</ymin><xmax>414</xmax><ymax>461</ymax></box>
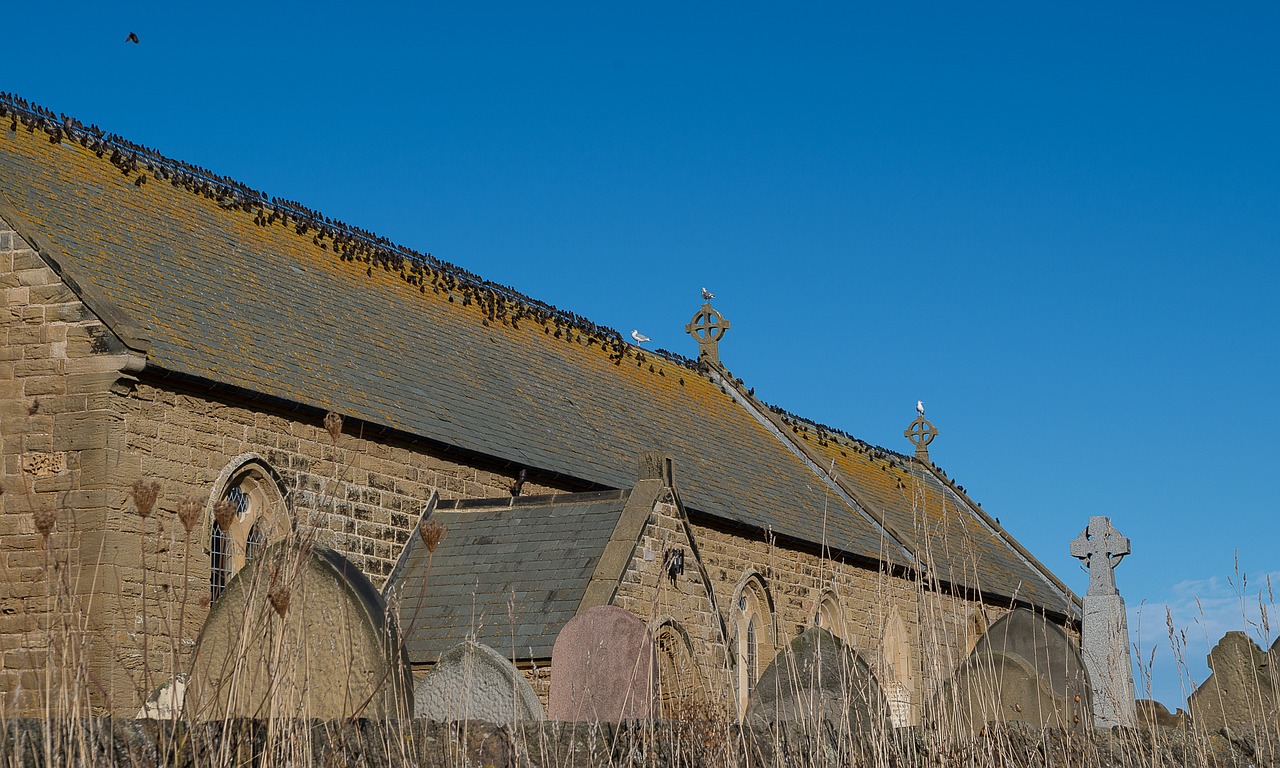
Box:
<box><xmin>131</xmin><ymin>479</ymin><xmax>161</xmax><ymax>520</ymax></box>
<box><xmin>420</xmin><ymin>520</ymin><xmax>446</xmax><ymax>553</ymax></box>
<box><xmin>213</xmin><ymin>498</ymin><xmax>237</xmax><ymax>532</ymax></box>
<box><xmin>177</xmin><ymin>497</ymin><xmax>202</xmax><ymax>534</ymax></box>
<box><xmin>32</xmin><ymin>505</ymin><xmax>56</xmax><ymax>539</ymax></box>
<box><xmin>268</xmin><ymin>566</ymin><xmax>291</xmax><ymax>617</ymax></box>
<box><xmin>323</xmin><ymin>411</ymin><xmax>343</xmax><ymax>444</ymax></box>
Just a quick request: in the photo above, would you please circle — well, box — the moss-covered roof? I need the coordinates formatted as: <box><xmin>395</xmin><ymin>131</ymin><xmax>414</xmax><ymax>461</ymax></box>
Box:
<box><xmin>0</xmin><ymin>95</ymin><xmax>1073</xmax><ymax>613</ymax></box>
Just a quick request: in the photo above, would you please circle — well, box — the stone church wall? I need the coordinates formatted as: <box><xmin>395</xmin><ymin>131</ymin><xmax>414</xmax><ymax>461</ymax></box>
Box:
<box><xmin>690</xmin><ymin>521</ymin><xmax>1009</xmax><ymax>726</ymax></box>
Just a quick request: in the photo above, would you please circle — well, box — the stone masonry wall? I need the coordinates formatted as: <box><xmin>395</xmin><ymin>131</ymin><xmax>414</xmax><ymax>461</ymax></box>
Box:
<box><xmin>689</xmin><ymin>520</ymin><xmax>1010</xmax><ymax>726</ymax></box>
<box><xmin>612</xmin><ymin>493</ymin><xmax>733</xmax><ymax>718</ymax></box>
<box><xmin>0</xmin><ymin>218</ymin><xmax>139</xmax><ymax>716</ymax></box>
<box><xmin>95</xmin><ymin>376</ymin><xmax>572</xmax><ymax>713</ymax></box>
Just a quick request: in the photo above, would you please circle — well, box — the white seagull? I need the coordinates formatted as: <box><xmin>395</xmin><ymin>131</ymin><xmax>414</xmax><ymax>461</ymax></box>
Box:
<box><xmin>916</xmin><ymin>400</ymin><xmax>925</xmax><ymax>416</ymax></box>
<box><xmin>630</xmin><ymin>329</ymin><xmax>652</xmax><ymax>344</ymax></box>
<box><xmin>701</xmin><ymin>287</ymin><xmax>715</xmax><ymax>300</ymax></box>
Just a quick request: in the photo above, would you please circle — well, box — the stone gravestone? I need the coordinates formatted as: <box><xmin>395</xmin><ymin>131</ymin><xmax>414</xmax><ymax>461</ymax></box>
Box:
<box><xmin>745</xmin><ymin>626</ymin><xmax>892</xmax><ymax>735</ymax></box>
<box><xmin>414</xmin><ymin>640</ymin><xmax>544</xmax><ymax>724</ymax></box>
<box><xmin>1071</xmin><ymin>516</ymin><xmax>1137</xmax><ymax>727</ymax></box>
<box><xmin>944</xmin><ymin>608</ymin><xmax>1091</xmax><ymax>735</ymax></box>
<box><xmin>1188</xmin><ymin>631</ymin><xmax>1279</xmax><ymax>733</ymax></box>
<box><xmin>186</xmin><ymin>540</ymin><xmax>413</xmax><ymax>720</ymax></box>
<box><xmin>547</xmin><ymin>605</ymin><xmax>652</xmax><ymax>722</ymax></box>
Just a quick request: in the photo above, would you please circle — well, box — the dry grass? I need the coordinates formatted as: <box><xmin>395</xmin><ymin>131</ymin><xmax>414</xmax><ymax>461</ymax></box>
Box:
<box><xmin>1</xmin><ymin>468</ymin><xmax>1276</xmax><ymax>768</ymax></box>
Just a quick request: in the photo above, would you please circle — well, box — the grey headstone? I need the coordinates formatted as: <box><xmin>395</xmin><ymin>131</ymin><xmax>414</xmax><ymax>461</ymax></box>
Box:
<box><xmin>186</xmin><ymin>540</ymin><xmax>413</xmax><ymax>720</ymax></box>
<box><xmin>943</xmin><ymin>608</ymin><xmax>1091</xmax><ymax>735</ymax></box>
<box><xmin>1188</xmin><ymin>631</ymin><xmax>1279</xmax><ymax>733</ymax></box>
<box><xmin>744</xmin><ymin>626</ymin><xmax>892</xmax><ymax>736</ymax></box>
<box><xmin>547</xmin><ymin>605</ymin><xmax>652</xmax><ymax>722</ymax></box>
<box><xmin>1071</xmin><ymin>516</ymin><xmax>1137</xmax><ymax>727</ymax></box>
<box><xmin>414</xmin><ymin>640</ymin><xmax>544</xmax><ymax>724</ymax></box>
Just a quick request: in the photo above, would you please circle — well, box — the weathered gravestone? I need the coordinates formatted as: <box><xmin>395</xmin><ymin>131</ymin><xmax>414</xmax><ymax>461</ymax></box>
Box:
<box><xmin>943</xmin><ymin>608</ymin><xmax>1091</xmax><ymax>735</ymax></box>
<box><xmin>1188</xmin><ymin>631</ymin><xmax>1279</xmax><ymax>734</ymax></box>
<box><xmin>548</xmin><ymin>605</ymin><xmax>652</xmax><ymax>722</ymax></box>
<box><xmin>186</xmin><ymin>540</ymin><xmax>413</xmax><ymax>720</ymax></box>
<box><xmin>745</xmin><ymin>626</ymin><xmax>892</xmax><ymax>735</ymax></box>
<box><xmin>1135</xmin><ymin>698</ymin><xmax>1188</xmax><ymax>729</ymax></box>
<box><xmin>1070</xmin><ymin>517</ymin><xmax>1141</xmax><ymax>727</ymax></box>
<box><xmin>1070</xmin><ymin>515</ymin><xmax>1137</xmax><ymax>727</ymax></box>
<box><xmin>415</xmin><ymin>640</ymin><xmax>545</xmax><ymax>724</ymax></box>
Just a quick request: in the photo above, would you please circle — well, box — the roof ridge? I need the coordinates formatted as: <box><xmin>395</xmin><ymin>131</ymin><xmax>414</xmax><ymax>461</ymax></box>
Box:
<box><xmin>2</xmin><ymin>91</ymin><xmax>923</xmax><ymax>477</ymax></box>
<box><xmin>0</xmin><ymin>92</ymin><xmax>717</xmax><ymax>372</ymax></box>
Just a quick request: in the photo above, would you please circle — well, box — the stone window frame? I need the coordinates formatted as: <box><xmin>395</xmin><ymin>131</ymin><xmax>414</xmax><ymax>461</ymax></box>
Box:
<box><xmin>205</xmin><ymin>454</ymin><xmax>290</xmax><ymax>601</ymax></box>
<box><xmin>729</xmin><ymin>570</ymin><xmax>775</xmax><ymax>719</ymax></box>
<box><xmin>812</xmin><ymin>587</ymin><xmax>847</xmax><ymax>641</ymax></box>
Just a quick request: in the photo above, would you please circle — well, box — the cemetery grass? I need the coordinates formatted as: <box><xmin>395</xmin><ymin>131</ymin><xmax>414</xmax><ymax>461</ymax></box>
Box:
<box><xmin>2</xmin><ymin>466</ymin><xmax>1278</xmax><ymax>767</ymax></box>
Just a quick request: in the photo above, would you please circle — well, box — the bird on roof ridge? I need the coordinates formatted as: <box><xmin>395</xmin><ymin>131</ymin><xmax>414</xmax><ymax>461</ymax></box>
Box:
<box><xmin>701</xmin><ymin>287</ymin><xmax>715</xmax><ymax>300</ymax></box>
<box><xmin>916</xmin><ymin>400</ymin><xmax>925</xmax><ymax>416</ymax></box>
<box><xmin>630</xmin><ymin>330</ymin><xmax>651</xmax><ymax>344</ymax></box>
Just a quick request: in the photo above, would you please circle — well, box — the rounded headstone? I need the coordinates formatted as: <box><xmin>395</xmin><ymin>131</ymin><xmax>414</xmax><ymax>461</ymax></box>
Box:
<box><xmin>415</xmin><ymin>640</ymin><xmax>544</xmax><ymax>724</ymax></box>
<box><xmin>186</xmin><ymin>540</ymin><xmax>413</xmax><ymax>720</ymax></box>
<box><xmin>943</xmin><ymin>608</ymin><xmax>1091</xmax><ymax>734</ymax></box>
<box><xmin>548</xmin><ymin>605</ymin><xmax>652</xmax><ymax>722</ymax></box>
<box><xmin>745</xmin><ymin>626</ymin><xmax>893</xmax><ymax>735</ymax></box>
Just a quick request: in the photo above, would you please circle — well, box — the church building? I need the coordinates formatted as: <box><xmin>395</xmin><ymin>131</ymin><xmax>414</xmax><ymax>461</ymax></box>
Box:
<box><xmin>0</xmin><ymin>94</ymin><xmax>1078</xmax><ymax>721</ymax></box>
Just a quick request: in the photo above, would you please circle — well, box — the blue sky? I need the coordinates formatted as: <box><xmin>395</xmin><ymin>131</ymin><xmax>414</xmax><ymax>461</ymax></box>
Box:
<box><xmin>7</xmin><ymin>2</ymin><xmax>1278</xmax><ymax>708</ymax></box>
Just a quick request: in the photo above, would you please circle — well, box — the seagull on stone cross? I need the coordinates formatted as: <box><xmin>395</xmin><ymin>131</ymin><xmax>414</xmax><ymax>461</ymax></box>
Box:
<box><xmin>126</xmin><ymin>32</ymin><xmax>140</xmax><ymax>44</ymax></box>
<box><xmin>630</xmin><ymin>330</ymin><xmax>651</xmax><ymax>344</ymax></box>
<box><xmin>916</xmin><ymin>400</ymin><xmax>925</xmax><ymax>416</ymax></box>
<box><xmin>701</xmin><ymin>287</ymin><xmax>715</xmax><ymax>300</ymax></box>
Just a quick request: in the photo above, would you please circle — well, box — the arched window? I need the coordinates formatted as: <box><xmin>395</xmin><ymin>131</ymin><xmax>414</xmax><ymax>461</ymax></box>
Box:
<box><xmin>880</xmin><ymin>609</ymin><xmax>915</xmax><ymax>727</ymax></box>
<box><xmin>732</xmin><ymin>573</ymin><xmax>773</xmax><ymax>718</ymax></box>
<box><xmin>652</xmin><ymin>620</ymin><xmax>707</xmax><ymax>719</ymax></box>
<box><xmin>813</xmin><ymin>589</ymin><xmax>846</xmax><ymax>641</ymax></box>
<box><xmin>208</xmin><ymin>457</ymin><xmax>288</xmax><ymax>602</ymax></box>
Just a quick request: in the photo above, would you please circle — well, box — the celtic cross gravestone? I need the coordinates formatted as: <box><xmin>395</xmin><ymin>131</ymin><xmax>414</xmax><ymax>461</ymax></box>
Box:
<box><xmin>1070</xmin><ymin>516</ymin><xmax>1136</xmax><ymax>728</ymax></box>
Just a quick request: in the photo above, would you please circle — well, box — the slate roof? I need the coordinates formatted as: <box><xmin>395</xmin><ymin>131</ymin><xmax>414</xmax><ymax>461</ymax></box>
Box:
<box><xmin>786</xmin><ymin>420</ymin><xmax>1071</xmax><ymax>611</ymax></box>
<box><xmin>397</xmin><ymin>492</ymin><xmax>631</xmax><ymax>661</ymax></box>
<box><xmin>0</xmin><ymin>96</ymin><xmax>1075</xmax><ymax>615</ymax></box>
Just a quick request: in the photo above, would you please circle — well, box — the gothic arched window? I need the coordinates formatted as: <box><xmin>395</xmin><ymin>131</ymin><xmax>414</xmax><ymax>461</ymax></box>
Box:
<box><xmin>880</xmin><ymin>609</ymin><xmax>915</xmax><ymax>727</ymax></box>
<box><xmin>208</xmin><ymin>457</ymin><xmax>288</xmax><ymax>602</ymax></box>
<box><xmin>813</xmin><ymin>589</ymin><xmax>846</xmax><ymax>641</ymax></box>
<box><xmin>732</xmin><ymin>573</ymin><xmax>773</xmax><ymax>718</ymax></box>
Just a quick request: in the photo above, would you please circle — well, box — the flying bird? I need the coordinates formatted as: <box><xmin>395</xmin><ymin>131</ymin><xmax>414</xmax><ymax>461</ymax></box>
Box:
<box><xmin>916</xmin><ymin>400</ymin><xmax>925</xmax><ymax>416</ymax></box>
<box><xmin>126</xmin><ymin>32</ymin><xmax>140</xmax><ymax>44</ymax></box>
<box><xmin>630</xmin><ymin>330</ymin><xmax>651</xmax><ymax>344</ymax></box>
<box><xmin>701</xmin><ymin>287</ymin><xmax>715</xmax><ymax>300</ymax></box>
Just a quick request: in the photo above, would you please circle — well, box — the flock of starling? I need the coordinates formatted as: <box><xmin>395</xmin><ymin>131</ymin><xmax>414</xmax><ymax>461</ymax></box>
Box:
<box><xmin>1</xmin><ymin>93</ymin><xmax>974</xmax><ymax>506</ymax></box>
<box><xmin>0</xmin><ymin>93</ymin><xmax>720</xmax><ymax>381</ymax></box>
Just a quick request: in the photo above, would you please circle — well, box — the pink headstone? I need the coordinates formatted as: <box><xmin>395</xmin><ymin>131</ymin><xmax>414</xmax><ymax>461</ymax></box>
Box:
<box><xmin>548</xmin><ymin>605</ymin><xmax>652</xmax><ymax>722</ymax></box>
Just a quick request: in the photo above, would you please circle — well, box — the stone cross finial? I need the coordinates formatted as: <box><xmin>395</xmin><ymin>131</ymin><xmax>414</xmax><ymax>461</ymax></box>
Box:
<box><xmin>1070</xmin><ymin>516</ymin><xmax>1130</xmax><ymax>596</ymax></box>
<box><xmin>685</xmin><ymin>302</ymin><xmax>730</xmax><ymax>365</ymax></box>
<box><xmin>904</xmin><ymin>415</ymin><xmax>938</xmax><ymax>462</ymax></box>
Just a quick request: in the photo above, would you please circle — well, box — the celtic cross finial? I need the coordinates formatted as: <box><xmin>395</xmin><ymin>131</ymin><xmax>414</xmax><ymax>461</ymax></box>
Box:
<box><xmin>904</xmin><ymin>414</ymin><xmax>938</xmax><ymax>462</ymax></box>
<box><xmin>685</xmin><ymin>302</ymin><xmax>730</xmax><ymax>365</ymax></box>
<box><xmin>1070</xmin><ymin>516</ymin><xmax>1130</xmax><ymax>596</ymax></box>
